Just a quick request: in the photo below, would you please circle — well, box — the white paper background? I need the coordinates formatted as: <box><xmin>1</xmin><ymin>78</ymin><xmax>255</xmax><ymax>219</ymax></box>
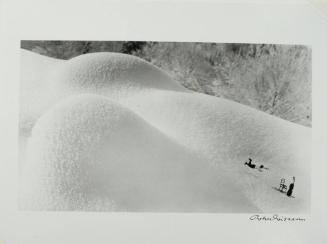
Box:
<box><xmin>0</xmin><ymin>0</ymin><xmax>326</xmax><ymax>243</ymax></box>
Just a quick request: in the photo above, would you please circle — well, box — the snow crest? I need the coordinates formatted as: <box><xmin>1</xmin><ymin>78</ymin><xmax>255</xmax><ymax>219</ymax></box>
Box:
<box><xmin>20</xmin><ymin>50</ymin><xmax>186</xmax><ymax>136</ymax></box>
<box><xmin>19</xmin><ymin>49</ymin><xmax>311</xmax><ymax>212</ymax></box>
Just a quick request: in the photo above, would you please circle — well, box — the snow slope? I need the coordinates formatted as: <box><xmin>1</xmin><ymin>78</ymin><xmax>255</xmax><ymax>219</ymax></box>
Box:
<box><xmin>120</xmin><ymin>91</ymin><xmax>311</xmax><ymax>212</ymax></box>
<box><xmin>20</xmin><ymin>94</ymin><xmax>258</xmax><ymax>212</ymax></box>
<box><xmin>19</xmin><ymin>49</ymin><xmax>311</xmax><ymax>212</ymax></box>
<box><xmin>20</xmin><ymin>50</ymin><xmax>187</xmax><ymax>136</ymax></box>
<box><xmin>20</xmin><ymin>50</ymin><xmax>63</xmax><ymax>136</ymax></box>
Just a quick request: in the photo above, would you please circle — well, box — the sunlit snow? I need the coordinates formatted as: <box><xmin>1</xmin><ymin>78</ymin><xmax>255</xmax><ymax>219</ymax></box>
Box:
<box><xmin>19</xmin><ymin>49</ymin><xmax>311</xmax><ymax>212</ymax></box>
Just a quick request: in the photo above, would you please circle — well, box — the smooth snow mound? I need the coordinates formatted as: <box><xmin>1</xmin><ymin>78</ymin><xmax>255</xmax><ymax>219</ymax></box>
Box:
<box><xmin>20</xmin><ymin>50</ymin><xmax>186</xmax><ymax>136</ymax></box>
<box><xmin>20</xmin><ymin>94</ymin><xmax>258</xmax><ymax>212</ymax></box>
<box><xmin>20</xmin><ymin>49</ymin><xmax>63</xmax><ymax>135</ymax></box>
<box><xmin>54</xmin><ymin>52</ymin><xmax>186</xmax><ymax>92</ymax></box>
<box><xmin>19</xmin><ymin>50</ymin><xmax>311</xmax><ymax>212</ymax></box>
<box><xmin>120</xmin><ymin>90</ymin><xmax>311</xmax><ymax>212</ymax></box>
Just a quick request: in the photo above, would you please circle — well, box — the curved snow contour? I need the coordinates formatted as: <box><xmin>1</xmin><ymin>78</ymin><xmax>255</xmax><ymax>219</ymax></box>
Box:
<box><xmin>19</xmin><ymin>50</ymin><xmax>311</xmax><ymax>212</ymax></box>
<box><xmin>120</xmin><ymin>90</ymin><xmax>311</xmax><ymax>212</ymax></box>
<box><xmin>20</xmin><ymin>94</ymin><xmax>258</xmax><ymax>212</ymax></box>
<box><xmin>20</xmin><ymin>49</ymin><xmax>64</xmax><ymax>135</ymax></box>
<box><xmin>20</xmin><ymin>50</ymin><xmax>187</xmax><ymax>135</ymax></box>
<box><xmin>53</xmin><ymin>51</ymin><xmax>187</xmax><ymax>93</ymax></box>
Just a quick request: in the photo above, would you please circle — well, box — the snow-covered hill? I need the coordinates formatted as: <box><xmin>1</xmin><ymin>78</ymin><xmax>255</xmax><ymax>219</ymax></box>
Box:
<box><xmin>19</xmin><ymin>49</ymin><xmax>311</xmax><ymax>212</ymax></box>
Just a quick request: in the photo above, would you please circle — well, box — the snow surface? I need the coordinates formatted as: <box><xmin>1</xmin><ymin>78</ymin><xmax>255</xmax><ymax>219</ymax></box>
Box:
<box><xmin>19</xmin><ymin>49</ymin><xmax>311</xmax><ymax>212</ymax></box>
<box><xmin>20</xmin><ymin>50</ymin><xmax>187</xmax><ymax>136</ymax></box>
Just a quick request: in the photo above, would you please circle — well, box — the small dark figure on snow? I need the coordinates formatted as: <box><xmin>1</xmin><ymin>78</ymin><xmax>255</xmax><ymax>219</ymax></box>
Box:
<box><xmin>244</xmin><ymin>158</ymin><xmax>256</xmax><ymax>168</ymax></box>
<box><xmin>244</xmin><ymin>158</ymin><xmax>268</xmax><ymax>171</ymax></box>
<box><xmin>287</xmin><ymin>176</ymin><xmax>295</xmax><ymax>197</ymax></box>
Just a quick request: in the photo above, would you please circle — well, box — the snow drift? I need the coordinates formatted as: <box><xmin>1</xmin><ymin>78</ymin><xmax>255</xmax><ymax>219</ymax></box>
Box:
<box><xmin>20</xmin><ymin>94</ymin><xmax>258</xmax><ymax>212</ymax></box>
<box><xmin>20</xmin><ymin>50</ymin><xmax>186</xmax><ymax>136</ymax></box>
<box><xmin>19</xmin><ymin>49</ymin><xmax>311</xmax><ymax>212</ymax></box>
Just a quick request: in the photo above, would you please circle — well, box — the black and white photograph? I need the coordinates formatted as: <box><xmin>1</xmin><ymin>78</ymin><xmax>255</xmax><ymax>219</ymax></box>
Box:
<box><xmin>19</xmin><ymin>41</ymin><xmax>311</xmax><ymax>213</ymax></box>
<box><xmin>2</xmin><ymin>1</ymin><xmax>327</xmax><ymax>243</ymax></box>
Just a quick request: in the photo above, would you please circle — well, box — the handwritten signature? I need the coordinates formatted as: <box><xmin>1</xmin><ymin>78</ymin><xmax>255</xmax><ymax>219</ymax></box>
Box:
<box><xmin>249</xmin><ymin>214</ymin><xmax>306</xmax><ymax>222</ymax></box>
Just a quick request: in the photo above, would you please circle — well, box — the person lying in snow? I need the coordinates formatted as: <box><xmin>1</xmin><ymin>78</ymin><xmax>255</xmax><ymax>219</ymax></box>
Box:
<box><xmin>244</xmin><ymin>158</ymin><xmax>268</xmax><ymax>171</ymax></box>
<box><xmin>244</xmin><ymin>158</ymin><xmax>255</xmax><ymax>168</ymax></box>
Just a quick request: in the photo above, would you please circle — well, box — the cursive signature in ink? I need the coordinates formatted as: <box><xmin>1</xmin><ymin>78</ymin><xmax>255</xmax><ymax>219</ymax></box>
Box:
<box><xmin>249</xmin><ymin>214</ymin><xmax>306</xmax><ymax>222</ymax></box>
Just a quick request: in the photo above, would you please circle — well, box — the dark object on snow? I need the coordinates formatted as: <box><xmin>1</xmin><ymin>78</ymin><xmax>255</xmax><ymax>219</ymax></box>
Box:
<box><xmin>244</xmin><ymin>158</ymin><xmax>256</xmax><ymax>168</ymax></box>
<box><xmin>287</xmin><ymin>177</ymin><xmax>295</xmax><ymax>197</ymax></box>
<box><xmin>247</xmin><ymin>163</ymin><xmax>256</xmax><ymax>169</ymax></box>
<box><xmin>258</xmin><ymin>164</ymin><xmax>269</xmax><ymax>171</ymax></box>
<box><xmin>279</xmin><ymin>178</ymin><xmax>288</xmax><ymax>192</ymax></box>
<box><xmin>244</xmin><ymin>158</ymin><xmax>268</xmax><ymax>170</ymax></box>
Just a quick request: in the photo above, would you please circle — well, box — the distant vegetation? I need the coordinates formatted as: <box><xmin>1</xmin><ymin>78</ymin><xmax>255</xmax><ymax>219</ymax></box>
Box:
<box><xmin>21</xmin><ymin>41</ymin><xmax>311</xmax><ymax>127</ymax></box>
